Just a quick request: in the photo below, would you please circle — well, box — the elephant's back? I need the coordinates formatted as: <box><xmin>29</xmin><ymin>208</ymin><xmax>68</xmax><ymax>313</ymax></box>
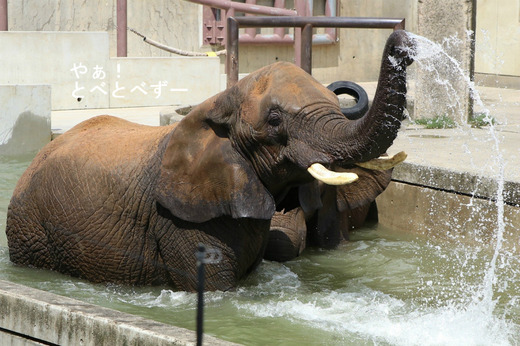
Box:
<box><xmin>55</xmin><ymin>115</ymin><xmax>174</xmax><ymax>161</ymax></box>
<box><xmin>14</xmin><ymin>115</ymin><xmax>174</xmax><ymax>194</ymax></box>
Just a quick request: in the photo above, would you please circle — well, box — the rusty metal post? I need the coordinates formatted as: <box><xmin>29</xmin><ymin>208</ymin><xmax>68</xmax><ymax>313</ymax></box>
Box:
<box><xmin>273</xmin><ymin>0</ymin><xmax>286</xmax><ymax>38</ymax></box>
<box><xmin>300</xmin><ymin>24</ymin><xmax>313</xmax><ymax>74</ymax></box>
<box><xmin>226</xmin><ymin>16</ymin><xmax>406</xmax><ymax>86</ymax></box>
<box><xmin>0</xmin><ymin>0</ymin><xmax>7</xmax><ymax>31</ymax></box>
<box><xmin>294</xmin><ymin>27</ymin><xmax>301</xmax><ymax>67</ymax></box>
<box><xmin>226</xmin><ymin>17</ymin><xmax>239</xmax><ymax>88</ymax></box>
<box><xmin>244</xmin><ymin>0</ymin><xmax>257</xmax><ymax>39</ymax></box>
<box><xmin>190</xmin><ymin>0</ymin><xmax>296</xmax><ymax>16</ymax></box>
<box><xmin>117</xmin><ymin>0</ymin><xmax>127</xmax><ymax>57</ymax></box>
<box><xmin>324</xmin><ymin>0</ymin><xmax>338</xmax><ymax>41</ymax></box>
<box><xmin>293</xmin><ymin>0</ymin><xmax>308</xmax><ymax>67</ymax></box>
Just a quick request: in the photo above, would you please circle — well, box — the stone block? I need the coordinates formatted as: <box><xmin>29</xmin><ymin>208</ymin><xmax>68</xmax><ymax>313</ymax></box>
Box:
<box><xmin>0</xmin><ymin>85</ymin><xmax>51</xmax><ymax>156</ymax></box>
<box><xmin>414</xmin><ymin>0</ymin><xmax>476</xmax><ymax>123</ymax></box>
<box><xmin>0</xmin><ymin>32</ymin><xmax>110</xmax><ymax>110</ymax></box>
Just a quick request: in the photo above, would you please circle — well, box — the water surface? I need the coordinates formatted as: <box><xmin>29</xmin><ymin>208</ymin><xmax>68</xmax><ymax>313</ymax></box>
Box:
<box><xmin>1</xmin><ymin>155</ymin><xmax>519</xmax><ymax>345</ymax></box>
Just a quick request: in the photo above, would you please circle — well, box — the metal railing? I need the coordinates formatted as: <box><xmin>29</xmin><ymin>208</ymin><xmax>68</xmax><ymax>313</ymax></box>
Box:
<box><xmin>226</xmin><ymin>16</ymin><xmax>405</xmax><ymax>88</ymax></box>
<box><xmin>193</xmin><ymin>0</ymin><xmax>339</xmax><ymax>46</ymax></box>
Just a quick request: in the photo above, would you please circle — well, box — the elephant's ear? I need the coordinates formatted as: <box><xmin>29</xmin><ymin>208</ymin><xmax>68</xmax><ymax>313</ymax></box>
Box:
<box><xmin>336</xmin><ymin>167</ymin><xmax>392</xmax><ymax>212</ymax></box>
<box><xmin>155</xmin><ymin>97</ymin><xmax>275</xmax><ymax>223</ymax></box>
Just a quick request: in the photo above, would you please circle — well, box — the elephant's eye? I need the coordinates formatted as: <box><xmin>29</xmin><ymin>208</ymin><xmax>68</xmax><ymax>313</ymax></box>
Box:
<box><xmin>267</xmin><ymin>110</ymin><xmax>282</xmax><ymax>127</ymax></box>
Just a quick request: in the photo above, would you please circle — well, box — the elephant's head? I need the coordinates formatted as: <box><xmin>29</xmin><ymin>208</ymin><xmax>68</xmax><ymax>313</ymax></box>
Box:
<box><xmin>155</xmin><ymin>30</ymin><xmax>415</xmax><ymax>224</ymax></box>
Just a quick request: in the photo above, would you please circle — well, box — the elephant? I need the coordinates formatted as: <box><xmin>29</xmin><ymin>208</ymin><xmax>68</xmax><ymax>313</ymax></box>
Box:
<box><xmin>6</xmin><ymin>30</ymin><xmax>415</xmax><ymax>291</ymax></box>
<box><xmin>264</xmin><ymin>165</ymin><xmax>394</xmax><ymax>262</ymax></box>
<box><xmin>264</xmin><ymin>67</ymin><xmax>405</xmax><ymax>263</ymax></box>
<box><xmin>263</xmin><ymin>81</ymin><xmax>388</xmax><ymax>262</ymax></box>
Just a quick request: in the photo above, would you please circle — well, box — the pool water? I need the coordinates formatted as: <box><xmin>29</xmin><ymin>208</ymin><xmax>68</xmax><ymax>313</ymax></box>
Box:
<box><xmin>1</xmin><ymin>154</ymin><xmax>519</xmax><ymax>345</ymax></box>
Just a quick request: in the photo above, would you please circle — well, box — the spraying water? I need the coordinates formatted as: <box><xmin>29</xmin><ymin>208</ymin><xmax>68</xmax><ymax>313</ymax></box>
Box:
<box><xmin>406</xmin><ymin>31</ymin><xmax>514</xmax><ymax>331</ymax></box>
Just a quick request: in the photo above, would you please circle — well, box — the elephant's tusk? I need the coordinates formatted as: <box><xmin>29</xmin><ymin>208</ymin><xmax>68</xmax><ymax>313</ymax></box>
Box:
<box><xmin>356</xmin><ymin>151</ymin><xmax>408</xmax><ymax>171</ymax></box>
<box><xmin>307</xmin><ymin>163</ymin><xmax>359</xmax><ymax>185</ymax></box>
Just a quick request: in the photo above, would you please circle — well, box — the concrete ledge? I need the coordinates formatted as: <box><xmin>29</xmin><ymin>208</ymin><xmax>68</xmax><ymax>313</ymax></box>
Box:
<box><xmin>392</xmin><ymin>162</ymin><xmax>520</xmax><ymax>206</ymax></box>
<box><xmin>475</xmin><ymin>73</ymin><xmax>520</xmax><ymax>89</ymax></box>
<box><xmin>0</xmin><ymin>280</ymin><xmax>236</xmax><ymax>346</ymax></box>
<box><xmin>377</xmin><ymin>181</ymin><xmax>520</xmax><ymax>243</ymax></box>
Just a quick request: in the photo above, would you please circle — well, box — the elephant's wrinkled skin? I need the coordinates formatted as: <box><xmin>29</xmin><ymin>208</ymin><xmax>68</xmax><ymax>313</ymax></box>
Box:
<box><xmin>6</xmin><ymin>30</ymin><xmax>415</xmax><ymax>291</ymax></box>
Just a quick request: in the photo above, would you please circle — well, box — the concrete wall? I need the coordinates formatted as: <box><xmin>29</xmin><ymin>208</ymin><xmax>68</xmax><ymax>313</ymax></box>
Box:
<box><xmin>0</xmin><ymin>32</ymin><xmax>221</xmax><ymax>110</ymax></box>
<box><xmin>377</xmin><ymin>181</ymin><xmax>520</xmax><ymax>246</ymax></box>
<box><xmin>5</xmin><ymin>0</ymin><xmax>519</xmax><ymax>87</ymax></box>
<box><xmin>109</xmin><ymin>57</ymin><xmax>220</xmax><ymax>108</ymax></box>
<box><xmin>0</xmin><ymin>85</ymin><xmax>51</xmax><ymax>156</ymax></box>
<box><xmin>413</xmin><ymin>0</ymin><xmax>476</xmax><ymax>121</ymax></box>
<box><xmin>0</xmin><ymin>32</ymin><xmax>110</xmax><ymax>110</ymax></box>
<box><xmin>6</xmin><ymin>0</ymin><xmax>417</xmax><ymax>84</ymax></box>
<box><xmin>475</xmin><ymin>0</ymin><xmax>520</xmax><ymax>81</ymax></box>
<box><xmin>7</xmin><ymin>0</ymin><xmax>203</xmax><ymax>58</ymax></box>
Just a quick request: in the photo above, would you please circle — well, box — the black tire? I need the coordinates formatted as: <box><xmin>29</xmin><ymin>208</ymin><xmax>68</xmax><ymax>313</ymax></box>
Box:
<box><xmin>326</xmin><ymin>81</ymin><xmax>369</xmax><ymax>120</ymax></box>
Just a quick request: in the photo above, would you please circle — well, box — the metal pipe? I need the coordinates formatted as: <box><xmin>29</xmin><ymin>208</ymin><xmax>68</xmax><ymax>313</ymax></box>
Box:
<box><xmin>236</xmin><ymin>15</ymin><xmax>402</xmax><ymax>46</ymax></box>
<box><xmin>239</xmin><ymin>33</ymin><xmax>335</xmax><ymax>45</ymax></box>
<box><xmin>394</xmin><ymin>18</ymin><xmax>406</xmax><ymax>31</ymax></box>
<box><xmin>226</xmin><ymin>17</ymin><xmax>239</xmax><ymax>88</ymax></box>
<box><xmin>117</xmin><ymin>0</ymin><xmax>127</xmax><ymax>57</ymax></box>
<box><xmin>300</xmin><ymin>24</ymin><xmax>313</xmax><ymax>74</ymax></box>
<box><xmin>293</xmin><ymin>0</ymin><xmax>307</xmax><ymax>66</ymax></box>
<box><xmin>325</xmin><ymin>0</ymin><xmax>337</xmax><ymax>41</ymax></box>
<box><xmin>226</xmin><ymin>16</ymin><xmax>406</xmax><ymax>88</ymax></box>
<box><xmin>189</xmin><ymin>0</ymin><xmax>296</xmax><ymax>16</ymax></box>
<box><xmin>235</xmin><ymin>16</ymin><xmax>405</xmax><ymax>29</ymax></box>
<box><xmin>0</xmin><ymin>0</ymin><xmax>7</xmax><ymax>31</ymax></box>
<box><xmin>192</xmin><ymin>0</ymin><xmax>340</xmax><ymax>46</ymax></box>
<box><xmin>239</xmin><ymin>33</ymin><xmax>294</xmax><ymax>44</ymax></box>
<box><xmin>273</xmin><ymin>0</ymin><xmax>286</xmax><ymax>38</ymax></box>
<box><xmin>196</xmin><ymin>244</ymin><xmax>206</xmax><ymax>346</ymax></box>
<box><xmin>244</xmin><ymin>0</ymin><xmax>257</xmax><ymax>38</ymax></box>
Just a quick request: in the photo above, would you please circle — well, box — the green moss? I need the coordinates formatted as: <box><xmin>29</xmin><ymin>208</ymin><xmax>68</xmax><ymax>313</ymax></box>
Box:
<box><xmin>469</xmin><ymin>113</ymin><xmax>497</xmax><ymax>128</ymax></box>
<box><xmin>414</xmin><ymin>115</ymin><xmax>457</xmax><ymax>129</ymax></box>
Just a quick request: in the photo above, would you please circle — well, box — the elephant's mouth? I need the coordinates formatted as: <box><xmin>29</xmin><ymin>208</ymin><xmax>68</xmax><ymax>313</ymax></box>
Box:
<box><xmin>307</xmin><ymin>151</ymin><xmax>407</xmax><ymax>186</ymax></box>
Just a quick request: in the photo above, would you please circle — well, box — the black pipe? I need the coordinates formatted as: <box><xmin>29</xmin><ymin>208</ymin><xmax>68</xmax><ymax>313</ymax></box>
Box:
<box><xmin>196</xmin><ymin>244</ymin><xmax>206</xmax><ymax>346</ymax></box>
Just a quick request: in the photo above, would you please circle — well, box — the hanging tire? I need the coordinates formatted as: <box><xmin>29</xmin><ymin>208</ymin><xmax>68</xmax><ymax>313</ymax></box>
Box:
<box><xmin>326</xmin><ymin>81</ymin><xmax>369</xmax><ymax>120</ymax></box>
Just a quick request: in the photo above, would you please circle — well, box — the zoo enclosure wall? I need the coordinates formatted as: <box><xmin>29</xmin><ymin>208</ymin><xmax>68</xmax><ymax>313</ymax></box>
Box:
<box><xmin>0</xmin><ymin>0</ymin><xmax>517</xmax><ymax>87</ymax></box>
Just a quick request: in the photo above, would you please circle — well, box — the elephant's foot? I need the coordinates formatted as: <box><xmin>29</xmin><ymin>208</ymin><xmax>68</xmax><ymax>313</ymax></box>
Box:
<box><xmin>264</xmin><ymin>208</ymin><xmax>307</xmax><ymax>262</ymax></box>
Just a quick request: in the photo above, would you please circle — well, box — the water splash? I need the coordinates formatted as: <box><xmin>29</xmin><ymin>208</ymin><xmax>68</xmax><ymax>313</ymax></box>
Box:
<box><xmin>406</xmin><ymin>31</ymin><xmax>511</xmax><ymax>324</ymax></box>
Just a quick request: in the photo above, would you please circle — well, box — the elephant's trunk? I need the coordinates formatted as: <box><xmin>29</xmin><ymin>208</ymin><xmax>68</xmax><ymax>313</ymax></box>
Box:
<box><xmin>328</xmin><ymin>30</ymin><xmax>415</xmax><ymax>166</ymax></box>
